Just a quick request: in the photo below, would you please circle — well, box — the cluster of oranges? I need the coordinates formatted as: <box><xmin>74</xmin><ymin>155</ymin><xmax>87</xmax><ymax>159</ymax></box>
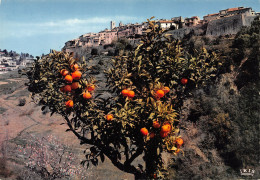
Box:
<box><xmin>138</xmin><ymin>82</ymin><xmax>186</xmax><ymax>153</ymax></box>
<box><xmin>140</xmin><ymin>121</ymin><xmax>184</xmax><ymax>153</ymax></box>
<box><xmin>121</xmin><ymin>89</ymin><xmax>135</xmax><ymax>98</ymax></box>
<box><xmin>138</xmin><ymin>86</ymin><xmax>171</xmax><ymax>139</ymax></box>
<box><xmin>152</xmin><ymin>78</ymin><xmax>188</xmax><ymax>101</ymax></box>
<box><xmin>60</xmin><ymin>64</ymin><xmax>82</xmax><ymax>108</ymax></box>
<box><xmin>154</xmin><ymin>86</ymin><xmax>170</xmax><ymax>99</ymax></box>
<box><xmin>140</xmin><ymin>121</ymin><xmax>172</xmax><ymax>138</ymax></box>
<box><xmin>59</xmin><ymin>63</ymin><xmax>96</xmax><ymax>108</ymax></box>
<box><xmin>105</xmin><ymin>81</ymin><xmax>187</xmax><ymax>149</ymax></box>
<box><xmin>82</xmin><ymin>84</ymin><xmax>95</xmax><ymax>100</ymax></box>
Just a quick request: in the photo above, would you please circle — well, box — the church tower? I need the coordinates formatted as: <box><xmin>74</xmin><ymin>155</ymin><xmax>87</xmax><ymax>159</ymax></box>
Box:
<box><xmin>110</xmin><ymin>21</ymin><xmax>115</xmax><ymax>30</ymax></box>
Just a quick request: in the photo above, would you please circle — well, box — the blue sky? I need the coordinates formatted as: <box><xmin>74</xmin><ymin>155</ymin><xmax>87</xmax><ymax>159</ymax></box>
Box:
<box><xmin>0</xmin><ymin>0</ymin><xmax>259</xmax><ymax>56</ymax></box>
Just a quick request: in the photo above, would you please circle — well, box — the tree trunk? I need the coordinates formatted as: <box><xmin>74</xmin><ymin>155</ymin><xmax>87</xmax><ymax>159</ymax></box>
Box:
<box><xmin>134</xmin><ymin>172</ymin><xmax>146</xmax><ymax>180</ymax></box>
<box><xmin>144</xmin><ymin>144</ymin><xmax>160</xmax><ymax>179</ymax></box>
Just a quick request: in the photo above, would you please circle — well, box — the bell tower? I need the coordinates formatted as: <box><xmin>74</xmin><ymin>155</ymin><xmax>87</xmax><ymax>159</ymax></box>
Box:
<box><xmin>110</xmin><ymin>21</ymin><xmax>115</xmax><ymax>30</ymax></box>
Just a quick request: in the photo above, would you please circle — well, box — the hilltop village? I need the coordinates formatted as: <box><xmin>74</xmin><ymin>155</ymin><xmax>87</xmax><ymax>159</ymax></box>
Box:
<box><xmin>63</xmin><ymin>7</ymin><xmax>259</xmax><ymax>55</ymax></box>
<box><xmin>0</xmin><ymin>50</ymin><xmax>34</xmax><ymax>74</ymax></box>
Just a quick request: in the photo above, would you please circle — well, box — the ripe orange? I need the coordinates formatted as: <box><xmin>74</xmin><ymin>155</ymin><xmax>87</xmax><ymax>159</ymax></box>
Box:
<box><xmin>181</xmin><ymin>78</ymin><xmax>188</xmax><ymax>85</ymax></box>
<box><xmin>140</xmin><ymin>128</ymin><xmax>148</xmax><ymax>136</ymax></box>
<box><xmin>65</xmin><ymin>100</ymin><xmax>73</xmax><ymax>108</ymax></box>
<box><xmin>72</xmin><ymin>71</ymin><xmax>82</xmax><ymax>80</ymax></box>
<box><xmin>106</xmin><ymin>114</ymin><xmax>113</xmax><ymax>121</ymax></box>
<box><xmin>128</xmin><ymin>90</ymin><xmax>135</xmax><ymax>98</ymax></box>
<box><xmin>83</xmin><ymin>92</ymin><xmax>92</xmax><ymax>99</ymax></box>
<box><xmin>156</xmin><ymin>90</ymin><xmax>165</xmax><ymax>98</ymax></box>
<box><xmin>87</xmin><ymin>84</ymin><xmax>95</xmax><ymax>92</ymax></box>
<box><xmin>60</xmin><ymin>69</ymin><xmax>69</xmax><ymax>76</ymax></box>
<box><xmin>163</xmin><ymin>87</ymin><xmax>170</xmax><ymax>94</ymax></box>
<box><xmin>150</xmin><ymin>132</ymin><xmax>155</xmax><ymax>138</ymax></box>
<box><xmin>63</xmin><ymin>85</ymin><xmax>72</xmax><ymax>92</ymax></box>
<box><xmin>71</xmin><ymin>82</ymin><xmax>79</xmax><ymax>90</ymax></box>
<box><xmin>161</xmin><ymin>123</ymin><xmax>171</xmax><ymax>133</ymax></box>
<box><xmin>153</xmin><ymin>121</ymin><xmax>160</xmax><ymax>129</ymax></box>
<box><xmin>175</xmin><ymin>138</ymin><xmax>184</xmax><ymax>146</ymax></box>
<box><xmin>71</xmin><ymin>64</ymin><xmax>79</xmax><ymax>71</ymax></box>
<box><xmin>65</xmin><ymin>75</ymin><xmax>73</xmax><ymax>83</ymax></box>
<box><xmin>121</xmin><ymin>89</ymin><xmax>129</xmax><ymax>97</ymax></box>
<box><xmin>160</xmin><ymin>131</ymin><xmax>169</xmax><ymax>138</ymax></box>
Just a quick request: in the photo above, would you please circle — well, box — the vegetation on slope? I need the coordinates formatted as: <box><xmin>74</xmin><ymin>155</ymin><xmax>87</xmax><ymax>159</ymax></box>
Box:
<box><xmin>23</xmin><ymin>18</ymin><xmax>223</xmax><ymax>179</ymax></box>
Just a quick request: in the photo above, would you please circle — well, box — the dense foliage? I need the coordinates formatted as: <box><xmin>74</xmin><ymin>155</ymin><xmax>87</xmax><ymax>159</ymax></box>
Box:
<box><xmin>23</xmin><ymin>18</ymin><xmax>222</xmax><ymax>179</ymax></box>
<box><xmin>232</xmin><ymin>16</ymin><xmax>260</xmax><ymax>89</ymax></box>
<box><xmin>167</xmin><ymin>16</ymin><xmax>260</xmax><ymax>179</ymax></box>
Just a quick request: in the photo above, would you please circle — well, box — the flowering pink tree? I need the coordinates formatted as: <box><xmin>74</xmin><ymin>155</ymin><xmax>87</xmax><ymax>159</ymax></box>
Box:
<box><xmin>17</xmin><ymin>133</ymin><xmax>93</xmax><ymax>179</ymax></box>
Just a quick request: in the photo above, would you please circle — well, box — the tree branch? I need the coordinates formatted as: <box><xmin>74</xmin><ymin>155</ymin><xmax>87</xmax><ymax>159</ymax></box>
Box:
<box><xmin>124</xmin><ymin>147</ymin><xmax>143</xmax><ymax>166</ymax></box>
<box><xmin>63</xmin><ymin>116</ymin><xmax>94</xmax><ymax>145</ymax></box>
<box><xmin>122</xmin><ymin>138</ymin><xmax>129</xmax><ymax>161</ymax></box>
<box><xmin>63</xmin><ymin>116</ymin><xmax>142</xmax><ymax>176</ymax></box>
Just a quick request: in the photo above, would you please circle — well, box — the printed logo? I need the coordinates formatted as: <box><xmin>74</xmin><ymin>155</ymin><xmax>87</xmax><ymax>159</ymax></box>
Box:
<box><xmin>240</xmin><ymin>169</ymin><xmax>255</xmax><ymax>176</ymax></box>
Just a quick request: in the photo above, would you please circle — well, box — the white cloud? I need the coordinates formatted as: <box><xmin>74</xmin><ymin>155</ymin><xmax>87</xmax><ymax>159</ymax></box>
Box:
<box><xmin>34</xmin><ymin>16</ymin><xmax>138</xmax><ymax>27</ymax></box>
<box><xmin>0</xmin><ymin>16</ymin><xmax>140</xmax><ymax>38</ymax></box>
<box><xmin>7</xmin><ymin>16</ymin><xmax>139</xmax><ymax>28</ymax></box>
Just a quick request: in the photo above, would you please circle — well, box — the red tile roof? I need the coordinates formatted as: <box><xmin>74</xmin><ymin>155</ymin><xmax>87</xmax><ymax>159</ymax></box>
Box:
<box><xmin>159</xmin><ymin>20</ymin><xmax>174</xmax><ymax>23</ymax></box>
<box><xmin>207</xmin><ymin>13</ymin><xmax>219</xmax><ymax>16</ymax></box>
<box><xmin>227</xmin><ymin>7</ymin><xmax>240</xmax><ymax>12</ymax></box>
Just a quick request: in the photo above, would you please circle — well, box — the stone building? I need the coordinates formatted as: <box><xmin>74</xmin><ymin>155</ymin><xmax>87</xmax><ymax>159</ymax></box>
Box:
<box><xmin>117</xmin><ymin>23</ymin><xmax>144</xmax><ymax>39</ymax></box>
<box><xmin>156</xmin><ymin>20</ymin><xmax>177</xmax><ymax>30</ymax></box>
<box><xmin>19</xmin><ymin>58</ymin><xmax>34</xmax><ymax>67</ymax></box>
<box><xmin>203</xmin><ymin>13</ymin><xmax>219</xmax><ymax>22</ymax></box>
<box><xmin>119</xmin><ymin>21</ymin><xmax>124</xmax><ymax>27</ymax></box>
<box><xmin>169</xmin><ymin>7</ymin><xmax>258</xmax><ymax>38</ymax></box>
<box><xmin>99</xmin><ymin>30</ymin><xmax>118</xmax><ymax>45</ymax></box>
<box><xmin>206</xmin><ymin>7</ymin><xmax>258</xmax><ymax>36</ymax></box>
<box><xmin>171</xmin><ymin>16</ymin><xmax>185</xmax><ymax>28</ymax></box>
<box><xmin>169</xmin><ymin>24</ymin><xmax>205</xmax><ymax>39</ymax></box>
<box><xmin>0</xmin><ymin>64</ymin><xmax>6</xmax><ymax>72</ymax></box>
<box><xmin>63</xmin><ymin>21</ymin><xmax>146</xmax><ymax>55</ymax></box>
<box><xmin>63</xmin><ymin>7</ymin><xmax>259</xmax><ymax>53</ymax></box>
<box><xmin>111</xmin><ymin>21</ymin><xmax>116</xmax><ymax>30</ymax></box>
<box><xmin>64</xmin><ymin>39</ymin><xmax>80</xmax><ymax>53</ymax></box>
<box><xmin>184</xmin><ymin>16</ymin><xmax>201</xmax><ymax>27</ymax></box>
<box><xmin>204</xmin><ymin>7</ymin><xmax>257</xmax><ymax>22</ymax></box>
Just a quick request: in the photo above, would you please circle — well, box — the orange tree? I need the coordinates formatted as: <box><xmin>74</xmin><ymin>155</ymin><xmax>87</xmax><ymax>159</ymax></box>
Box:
<box><xmin>23</xmin><ymin>18</ymin><xmax>222</xmax><ymax>179</ymax></box>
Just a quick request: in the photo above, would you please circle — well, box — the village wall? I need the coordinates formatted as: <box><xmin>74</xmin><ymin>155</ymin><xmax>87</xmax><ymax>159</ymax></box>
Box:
<box><xmin>206</xmin><ymin>14</ymin><xmax>257</xmax><ymax>36</ymax></box>
<box><xmin>206</xmin><ymin>14</ymin><xmax>243</xmax><ymax>36</ymax></box>
<box><xmin>62</xmin><ymin>7</ymin><xmax>259</xmax><ymax>53</ymax></box>
<box><xmin>169</xmin><ymin>24</ymin><xmax>205</xmax><ymax>39</ymax></box>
